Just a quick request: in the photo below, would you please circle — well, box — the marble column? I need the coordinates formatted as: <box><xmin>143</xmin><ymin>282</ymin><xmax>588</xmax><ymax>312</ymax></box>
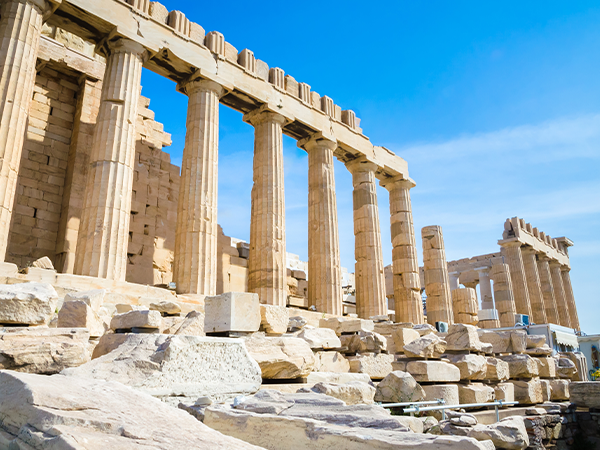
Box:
<box><xmin>0</xmin><ymin>0</ymin><xmax>50</xmax><ymax>261</ymax></box>
<box><xmin>452</xmin><ymin>287</ymin><xmax>478</xmax><ymax>325</ymax></box>
<box><xmin>549</xmin><ymin>261</ymin><xmax>571</xmax><ymax>328</ymax></box>
<box><xmin>521</xmin><ymin>246</ymin><xmax>547</xmax><ymax>325</ymax></box>
<box><xmin>561</xmin><ymin>267</ymin><xmax>580</xmax><ymax>330</ymax></box>
<box><xmin>421</xmin><ymin>225</ymin><xmax>453</xmax><ymax>325</ymax></box>
<box><xmin>299</xmin><ymin>134</ymin><xmax>342</xmax><ymax>315</ymax></box>
<box><xmin>346</xmin><ymin>159</ymin><xmax>386</xmax><ymax>319</ymax></box>
<box><xmin>244</xmin><ymin>109</ymin><xmax>287</xmax><ymax>306</ymax></box>
<box><xmin>490</xmin><ymin>263</ymin><xmax>517</xmax><ymax>327</ymax></box>
<box><xmin>476</xmin><ymin>267</ymin><xmax>494</xmax><ymax>310</ymax></box>
<box><xmin>381</xmin><ymin>177</ymin><xmax>424</xmax><ymax>324</ymax></box>
<box><xmin>500</xmin><ymin>242</ymin><xmax>532</xmax><ymax>318</ymax></box>
<box><xmin>74</xmin><ymin>38</ymin><xmax>147</xmax><ymax>280</ymax></box>
<box><xmin>537</xmin><ymin>255</ymin><xmax>559</xmax><ymax>325</ymax></box>
<box><xmin>173</xmin><ymin>80</ymin><xmax>223</xmax><ymax>295</ymax></box>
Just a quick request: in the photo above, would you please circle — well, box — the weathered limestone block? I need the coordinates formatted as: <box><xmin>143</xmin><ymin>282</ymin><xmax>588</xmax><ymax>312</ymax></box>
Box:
<box><xmin>447</xmin><ymin>354</ymin><xmax>487</xmax><ymax>381</ymax></box>
<box><xmin>458</xmin><ymin>383</ymin><xmax>494</xmax><ymax>404</ymax></box>
<box><xmin>539</xmin><ymin>379</ymin><xmax>551</xmax><ymax>402</ymax></box>
<box><xmin>494</xmin><ymin>382</ymin><xmax>515</xmax><ymax>402</ymax></box>
<box><xmin>314</xmin><ymin>351</ymin><xmax>350</xmax><ymax>373</ymax></box>
<box><xmin>524</xmin><ymin>345</ymin><xmax>552</xmax><ymax>356</ymax></box>
<box><xmin>205</xmin><ymin>292</ymin><xmax>260</xmax><ymax>333</ymax></box>
<box><xmin>373</xmin><ymin>322</ymin><xmax>411</xmax><ymax>336</ymax></box>
<box><xmin>110</xmin><ymin>310</ymin><xmax>162</xmax><ymax>331</ymax></box>
<box><xmin>150</xmin><ymin>300</ymin><xmax>181</xmax><ymax>315</ymax></box>
<box><xmin>0</xmin><ymin>327</ymin><xmax>90</xmax><ymax>374</ymax></box>
<box><xmin>244</xmin><ymin>333</ymin><xmax>315</xmax><ymax>379</ymax></box>
<box><xmin>512</xmin><ymin>379</ymin><xmax>544</xmax><ymax>405</ymax></box>
<box><xmin>175</xmin><ymin>310</ymin><xmax>205</xmax><ymax>336</ymax></box>
<box><xmin>501</xmin><ymin>354</ymin><xmax>539</xmax><ymax>379</ymax></box>
<box><xmin>439</xmin><ymin>416</ymin><xmax>530</xmax><ymax>450</ymax></box>
<box><xmin>535</xmin><ymin>356</ymin><xmax>557</xmax><ymax>378</ymax></box>
<box><xmin>570</xmin><ymin>382</ymin><xmax>600</xmax><ymax>408</ymax></box>
<box><xmin>32</xmin><ymin>256</ymin><xmax>54</xmax><ymax>270</ymax></box>
<box><xmin>319</xmin><ymin>317</ymin><xmax>374</xmax><ymax>335</ymax></box>
<box><xmin>64</xmin><ymin>289</ymin><xmax>106</xmax><ymax>311</ymax></box>
<box><xmin>556</xmin><ymin>357</ymin><xmax>577</xmax><ymax>379</ymax></box>
<box><xmin>58</xmin><ymin>300</ymin><xmax>105</xmax><ymax>337</ymax></box>
<box><xmin>374</xmin><ymin>370</ymin><xmax>425</xmax><ymax>403</ymax></box>
<box><xmin>0</xmin><ymin>282</ymin><xmax>58</xmax><ymax>325</ymax></box>
<box><xmin>115</xmin><ymin>304</ymin><xmax>149</xmax><ymax>313</ymax></box>
<box><xmin>562</xmin><ymin>351</ymin><xmax>588</xmax><ymax>381</ymax></box>
<box><xmin>0</xmin><ymin>371</ymin><xmax>260</xmax><ymax>449</ymax></box>
<box><xmin>446</xmin><ymin>324</ymin><xmax>482</xmax><ymax>352</ymax></box>
<box><xmin>486</xmin><ymin>357</ymin><xmax>510</xmax><ymax>381</ymax></box>
<box><xmin>393</xmin><ymin>360</ymin><xmax>461</xmax><ymax>383</ymax></box>
<box><xmin>92</xmin><ymin>333</ymin><xmax>129</xmax><ymax>359</ymax></box>
<box><xmin>341</xmin><ymin>330</ymin><xmax>387</xmax><ymax>353</ymax></box>
<box><xmin>305</xmin><ymin>381</ymin><xmax>375</xmax><ymax>405</ymax></box>
<box><xmin>348</xmin><ymin>353</ymin><xmax>394</xmax><ymax>380</ymax></box>
<box><xmin>414</xmin><ymin>323</ymin><xmax>437</xmax><ymax>336</ymax></box>
<box><xmin>161</xmin><ymin>316</ymin><xmax>186</xmax><ymax>334</ymax></box>
<box><xmin>259</xmin><ymin>304</ymin><xmax>289</xmax><ymax>334</ymax></box>
<box><xmin>526</xmin><ymin>334</ymin><xmax>546</xmax><ymax>349</ymax></box>
<box><xmin>403</xmin><ymin>334</ymin><xmax>446</xmax><ymax>358</ymax></box>
<box><xmin>478</xmin><ymin>330</ymin><xmax>511</xmax><ymax>353</ymax></box>
<box><xmin>64</xmin><ymin>334</ymin><xmax>262</xmax><ymax>403</ymax></box>
<box><xmin>510</xmin><ymin>330</ymin><xmax>527</xmax><ymax>353</ymax></box>
<box><xmin>307</xmin><ymin>372</ymin><xmax>371</xmax><ymax>384</ymax></box>
<box><xmin>393</xmin><ymin>327</ymin><xmax>420</xmax><ymax>350</ymax></box>
<box><xmin>298</xmin><ymin>326</ymin><xmax>341</xmax><ymax>349</ymax></box>
<box><xmin>288</xmin><ymin>315</ymin><xmax>308</xmax><ymax>332</ymax></box>
<box><xmin>423</xmin><ymin>384</ymin><xmax>460</xmax><ymax>407</ymax></box>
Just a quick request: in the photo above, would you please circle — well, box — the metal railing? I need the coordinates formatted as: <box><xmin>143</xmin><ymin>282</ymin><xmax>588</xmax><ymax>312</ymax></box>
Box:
<box><xmin>379</xmin><ymin>399</ymin><xmax>445</xmax><ymax>409</ymax></box>
<box><xmin>402</xmin><ymin>400</ymin><xmax>519</xmax><ymax>422</ymax></box>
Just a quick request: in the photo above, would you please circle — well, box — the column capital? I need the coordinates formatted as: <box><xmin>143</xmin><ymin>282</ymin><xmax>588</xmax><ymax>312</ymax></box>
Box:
<box><xmin>297</xmin><ymin>132</ymin><xmax>337</xmax><ymax>152</ymax></box>
<box><xmin>107</xmin><ymin>37</ymin><xmax>148</xmax><ymax>61</ymax></box>
<box><xmin>548</xmin><ymin>259</ymin><xmax>562</xmax><ymax>269</ymax></box>
<box><xmin>178</xmin><ymin>78</ymin><xmax>224</xmax><ymax>97</ymax></box>
<box><xmin>560</xmin><ymin>265</ymin><xmax>571</xmax><ymax>273</ymax></box>
<box><xmin>499</xmin><ymin>239</ymin><xmax>523</xmax><ymax>249</ymax></box>
<box><xmin>345</xmin><ymin>156</ymin><xmax>379</xmax><ymax>175</ymax></box>
<box><xmin>474</xmin><ymin>266</ymin><xmax>491</xmax><ymax>276</ymax></box>
<box><xmin>379</xmin><ymin>175</ymin><xmax>416</xmax><ymax>191</ymax></box>
<box><xmin>243</xmin><ymin>105</ymin><xmax>288</xmax><ymax>127</ymax></box>
<box><xmin>520</xmin><ymin>245</ymin><xmax>537</xmax><ymax>256</ymax></box>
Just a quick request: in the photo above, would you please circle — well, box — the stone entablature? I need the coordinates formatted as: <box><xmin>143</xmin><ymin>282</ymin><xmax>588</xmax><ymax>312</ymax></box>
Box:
<box><xmin>49</xmin><ymin>0</ymin><xmax>408</xmax><ymax>181</ymax></box>
<box><xmin>499</xmin><ymin>217</ymin><xmax>570</xmax><ymax>268</ymax></box>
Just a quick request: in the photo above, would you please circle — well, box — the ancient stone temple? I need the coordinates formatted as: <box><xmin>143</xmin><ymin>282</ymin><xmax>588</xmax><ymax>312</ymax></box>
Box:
<box><xmin>0</xmin><ymin>0</ymin><xmax>424</xmax><ymax>322</ymax></box>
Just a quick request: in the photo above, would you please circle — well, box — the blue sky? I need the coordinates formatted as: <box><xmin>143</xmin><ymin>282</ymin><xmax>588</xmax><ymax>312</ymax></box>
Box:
<box><xmin>140</xmin><ymin>1</ymin><xmax>600</xmax><ymax>333</ymax></box>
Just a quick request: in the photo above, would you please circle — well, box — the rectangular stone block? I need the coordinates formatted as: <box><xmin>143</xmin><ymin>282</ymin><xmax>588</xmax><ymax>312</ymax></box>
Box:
<box><xmin>393</xmin><ymin>360</ymin><xmax>460</xmax><ymax>382</ymax></box>
<box><xmin>205</xmin><ymin>292</ymin><xmax>260</xmax><ymax>333</ymax></box>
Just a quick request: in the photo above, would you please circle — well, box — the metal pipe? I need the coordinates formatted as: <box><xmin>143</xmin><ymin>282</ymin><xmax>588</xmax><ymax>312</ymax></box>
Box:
<box><xmin>403</xmin><ymin>400</ymin><xmax>518</xmax><ymax>415</ymax></box>
<box><xmin>379</xmin><ymin>400</ymin><xmax>444</xmax><ymax>408</ymax></box>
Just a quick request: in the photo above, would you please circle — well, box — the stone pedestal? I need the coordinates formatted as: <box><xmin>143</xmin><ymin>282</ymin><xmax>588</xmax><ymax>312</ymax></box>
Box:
<box><xmin>0</xmin><ymin>0</ymin><xmax>50</xmax><ymax>260</ymax></box>
<box><xmin>173</xmin><ymin>80</ymin><xmax>223</xmax><ymax>295</ymax></box>
<box><xmin>74</xmin><ymin>38</ymin><xmax>146</xmax><ymax>280</ymax></box>
<box><xmin>381</xmin><ymin>177</ymin><xmax>423</xmax><ymax>324</ymax></box>
<box><xmin>537</xmin><ymin>255</ymin><xmax>559</xmax><ymax>325</ymax></box>
<box><xmin>561</xmin><ymin>267</ymin><xmax>580</xmax><ymax>330</ymax></box>
<box><xmin>245</xmin><ymin>109</ymin><xmax>287</xmax><ymax>306</ymax></box>
<box><xmin>500</xmin><ymin>242</ymin><xmax>532</xmax><ymax>318</ymax></box>
<box><xmin>476</xmin><ymin>267</ymin><xmax>493</xmax><ymax>310</ymax></box>
<box><xmin>549</xmin><ymin>261</ymin><xmax>571</xmax><ymax>328</ymax></box>
<box><xmin>205</xmin><ymin>292</ymin><xmax>261</xmax><ymax>333</ymax></box>
<box><xmin>490</xmin><ymin>263</ymin><xmax>517</xmax><ymax>327</ymax></box>
<box><xmin>521</xmin><ymin>247</ymin><xmax>547</xmax><ymax>325</ymax></box>
<box><xmin>301</xmin><ymin>135</ymin><xmax>342</xmax><ymax>315</ymax></box>
<box><xmin>421</xmin><ymin>225</ymin><xmax>453</xmax><ymax>325</ymax></box>
<box><xmin>346</xmin><ymin>160</ymin><xmax>386</xmax><ymax>319</ymax></box>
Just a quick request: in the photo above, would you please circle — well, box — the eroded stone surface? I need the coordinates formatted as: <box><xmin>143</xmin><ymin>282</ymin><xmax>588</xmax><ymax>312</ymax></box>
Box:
<box><xmin>403</xmin><ymin>334</ymin><xmax>446</xmax><ymax>358</ymax></box>
<box><xmin>374</xmin><ymin>370</ymin><xmax>425</xmax><ymax>403</ymax></box>
<box><xmin>244</xmin><ymin>333</ymin><xmax>315</xmax><ymax>379</ymax></box>
<box><xmin>297</xmin><ymin>326</ymin><xmax>341</xmax><ymax>349</ymax></box>
<box><xmin>0</xmin><ymin>282</ymin><xmax>58</xmax><ymax>325</ymax></box>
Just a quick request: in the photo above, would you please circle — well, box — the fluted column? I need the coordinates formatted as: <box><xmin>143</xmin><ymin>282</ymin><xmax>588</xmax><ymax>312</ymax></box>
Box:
<box><xmin>0</xmin><ymin>0</ymin><xmax>50</xmax><ymax>260</ymax></box>
<box><xmin>74</xmin><ymin>38</ymin><xmax>147</xmax><ymax>280</ymax></box>
<box><xmin>490</xmin><ymin>263</ymin><xmax>517</xmax><ymax>327</ymax></box>
<box><xmin>300</xmin><ymin>134</ymin><xmax>342</xmax><ymax>315</ymax></box>
<box><xmin>477</xmin><ymin>267</ymin><xmax>494</xmax><ymax>310</ymax></box>
<box><xmin>421</xmin><ymin>225</ymin><xmax>453</xmax><ymax>325</ymax></box>
<box><xmin>537</xmin><ymin>255</ymin><xmax>559</xmax><ymax>325</ymax></box>
<box><xmin>521</xmin><ymin>247</ymin><xmax>547</xmax><ymax>325</ymax></box>
<box><xmin>500</xmin><ymin>242</ymin><xmax>532</xmax><ymax>318</ymax></box>
<box><xmin>244</xmin><ymin>109</ymin><xmax>287</xmax><ymax>306</ymax></box>
<box><xmin>381</xmin><ymin>177</ymin><xmax>424</xmax><ymax>324</ymax></box>
<box><xmin>561</xmin><ymin>267</ymin><xmax>580</xmax><ymax>330</ymax></box>
<box><xmin>346</xmin><ymin>159</ymin><xmax>386</xmax><ymax>319</ymax></box>
<box><xmin>549</xmin><ymin>261</ymin><xmax>571</xmax><ymax>328</ymax></box>
<box><xmin>173</xmin><ymin>79</ymin><xmax>223</xmax><ymax>295</ymax></box>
